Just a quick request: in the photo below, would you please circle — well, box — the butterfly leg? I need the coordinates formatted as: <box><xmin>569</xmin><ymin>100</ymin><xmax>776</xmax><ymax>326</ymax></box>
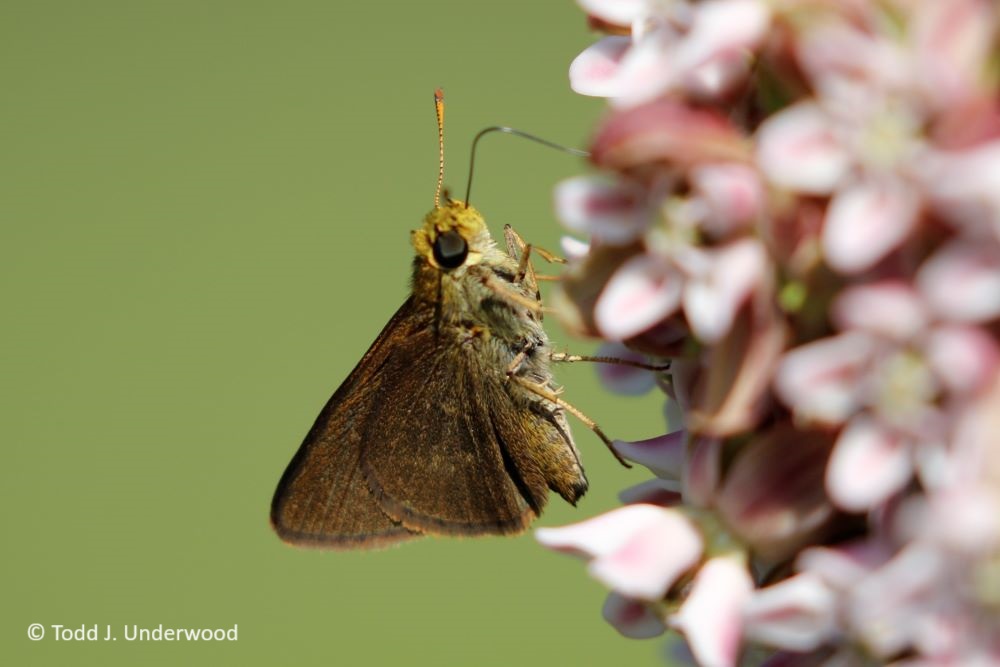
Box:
<box><xmin>508</xmin><ymin>373</ymin><xmax>631</xmax><ymax>468</ymax></box>
<box><xmin>551</xmin><ymin>351</ymin><xmax>672</xmax><ymax>372</ymax></box>
<box><xmin>480</xmin><ymin>272</ymin><xmax>544</xmax><ymax>314</ymax></box>
<box><xmin>506</xmin><ymin>343</ymin><xmax>629</xmax><ymax>468</ymax></box>
<box><xmin>503</xmin><ymin>225</ymin><xmax>541</xmax><ymax>307</ymax></box>
<box><xmin>503</xmin><ymin>224</ymin><xmax>566</xmax><ymax>286</ymax></box>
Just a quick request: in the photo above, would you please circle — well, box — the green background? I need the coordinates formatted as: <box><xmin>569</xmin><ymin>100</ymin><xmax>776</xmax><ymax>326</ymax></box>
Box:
<box><xmin>3</xmin><ymin>2</ymin><xmax>669</xmax><ymax>665</ymax></box>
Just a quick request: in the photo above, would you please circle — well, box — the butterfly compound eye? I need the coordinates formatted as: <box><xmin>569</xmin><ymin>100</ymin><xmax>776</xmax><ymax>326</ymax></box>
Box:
<box><xmin>433</xmin><ymin>230</ymin><xmax>469</xmax><ymax>269</ymax></box>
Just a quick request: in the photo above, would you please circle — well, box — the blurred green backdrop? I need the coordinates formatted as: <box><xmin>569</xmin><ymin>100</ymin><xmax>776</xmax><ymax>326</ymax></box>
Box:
<box><xmin>2</xmin><ymin>2</ymin><xmax>669</xmax><ymax>665</ymax></box>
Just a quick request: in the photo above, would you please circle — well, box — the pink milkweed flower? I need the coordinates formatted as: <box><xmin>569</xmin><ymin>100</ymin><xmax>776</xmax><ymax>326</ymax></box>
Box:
<box><xmin>755</xmin><ymin>17</ymin><xmax>923</xmax><ymax>275</ymax></box>
<box><xmin>670</xmin><ymin>555</ymin><xmax>754</xmax><ymax>667</ymax></box>
<box><xmin>590</xmin><ymin>99</ymin><xmax>751</xmax><ymax>170</ymax></box>
<box><xmin>554</xmin><ymin>173</ymin><xmax>653</xmax><ymax>245</ymax></box>
<box><xmin>548</xmin><ymin>0</ymin><xmax>1000</xmax><ymax>663</ymax></box>
<box><xmin>742</xmin><ymin>572</ymin><xmax>839</xmax><ymax>652</ymax></box>
<box><xmin>689</xmin><ymin>163</ymin><xmax>764</xmax><ymax>238</ymax></box>
<box><xmin>743</xmin><ymin>540</ymin><xmax>891</xmax><ymax>657</ymax></box>
<box><xmin>756</xmin><ymin>3</ymin><xmax>1000</xmax><ymax>275</ymax></box>
<box><xmin>552</xmin><ymin>101</ymin><xmax>765</xmax><ymax>344</ymax></box>
<box><xmin>554</xmin><ymin>175</ymin><xmax>772</xmax><ymax>349</ymax></box>
<box><xmin>916</xmin><ymin>239</ymin><xmax>1000</xmax><ymax>325</ymax></box>
<box><xmin>594</xmin><ymin>252</ymin><xmax>686</xmax><ymax>341</ymax></box>
<box><xmin>537</xmin><ymin>490</ymin><xmax>761</xmax><ymax>667</ymax></box>
<box><xmin>614</xmin><ymin>421</ymin><xmax>839</xmax><ymax>565</ymax></box>
<box><xmin>909</xmin><ymin>0</ymin><xmax>998</xmax><ymax>117</ymax></box>
<box><xmin>570</xmin><ymin>0</ymin><xmax>772</xmax><ymax>107</ymax></box>
<box><xmin>558</xmin><ymin>207</ymin><xmax>770</xmax><ymax>345</ymax></box>
<box><xmin>776</xmin><ymin>278</ymin><xmax>1000</xmax><ymax>513</ymax></box>
<box><xmin>918</xmin><ymin>138</ymin><xmax>1000</xmax><ymax>240</ymax></box>
<box><xmin>536</xmin><ymin>503</ymin><xmax>704</xmax><ymax>602</ymax></box>
<box><xmin>755</xmin><ymin>97</ymin><xmax>923</xmax><ymax>275</ymax></box>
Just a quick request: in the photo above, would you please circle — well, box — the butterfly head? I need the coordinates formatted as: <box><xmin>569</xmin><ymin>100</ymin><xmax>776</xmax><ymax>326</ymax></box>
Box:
<box><xmin>411</xmin><ymin>200</ymin><xmax>491</xmax><ymax>271</ymax></box>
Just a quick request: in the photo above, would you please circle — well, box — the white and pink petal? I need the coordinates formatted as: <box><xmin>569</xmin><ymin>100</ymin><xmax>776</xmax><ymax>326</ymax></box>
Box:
<box><xmin>826</xmin><ymin>417</ymin><xmax>913</xmax><ymax>512</ymax></box>
<box><xmin>670</xmin><ymin>556</ymin><xmax>754</xmax><ymax>667</ymax></box>
<box><xmin>588</xmin><ymin>519</ymin><xmax>702</xmax><ymax>600</ymax></box>
<box><xmin>690</xmin><ymin>163</ymin><xmax>764</xmax><ymax>236</ymax></box>
<box><xmin>911</xmin><ymin>0</ymin><xmax>997</xmax><ymax>112</ymax></box>
<box><xmin>922</xmin><ymin>487</ymin><xmax>1000</xmax><ymax>556</ymax></box>
<box><xmin>687</xmin><ymin>299</ymin><xmax>786</xmax><ymax>437</ymax></box>
<box><xmin>569</xmin><ymin>36</ymin><xmax>633</xmax><ymax>98</ymax></box>
<box><xmin>774</xmin><ymin>332</ymin><xmax>875</xmax><ymax>425</ymax></box>
<box><xmin>847</xmin><ymin>546</ymin><xmax>944</xmax><ymax>658</ymax></box>
<box><xmin>576</xmin><ymin>0</ymin><xmax>648</xmax><ymax>27</ymax></box>
<box><xmin>559</xmin><ymin>235</ymin><xmax>590</xmax><ymax>262</ymax></box>
<box><xmin>554</xmin><ymin>174</ymin><xmax>650</xmax><ymax>244</ymax></box>
<box><xmin>612</xmin><ymin>26</ymin><xmax>680</xmax><ymax>108</ymax></box>
<box><xmin>674</xmin><ymin>0</ymin><xmax>771</xmax><ymax>98</ymax></box>
<box><xmin>796</xmin><ymin>540</ymin><xmax>892</xmax><ymax>591</ymax></box>
<box><xmin>917</xmin><ymin>239</ymin><xmax>1000</xmax><ymax>323</ymax></box>
<box><xmin>535</xmin><ymin>503</ymin><xmax>671</xmax><ymax>559</ymax></box>
<box><xmin>742</xmin><ymin>573</ymin><xmax>839</xmax><ymax>651</ymax></box>
<box><xmin>592</xmin><ymin>99</ymin><xmax>750</xmax><ymax>169</ymax></box>
<box><xmin>917</xmin><ymin>140</ymin><xmax>1000</xmax><ymax>233</ymax></box>
<box><xmin>536</xmin><ymin>504</ymin><xmax>704</xmax><ymax>601</ymax></box>
<box><xmin>756</xmin><ymin>102</ymin><xmax>850</xmax><ymax>195</ymax></box>
<box><xmin>682</xmin><ymin>238</ymin><xmax>767</xmax><ymax>344</ymax></box>
<box><xmin>831</xmin><ymin>280</ymin><xmax>928</xmax><ymax>341</ymax></box>
<box><xmin>596</xmin><ymin>254</ymin><xmax>683</xmax><ymax>340</ymax></box>
<box><xmin>822</xmin><ymin>177</ymin><xmax>920</xmax><ymax>275</ymax></box>
<box><xmin>797</xmin><ymin>21</ymin><xmax>909</xmax><ymax>103</ymax></box>
<box><xmin>924</xmin><ymin>324</ymin><xmax>1000</xmax><ymax>395</ymax></box>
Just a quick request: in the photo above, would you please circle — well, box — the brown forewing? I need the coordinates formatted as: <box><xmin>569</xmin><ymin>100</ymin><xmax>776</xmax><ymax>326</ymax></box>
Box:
<box><xmin>270</xmin><ymin>297</ymin><xmax>426</xmax><ymax>548</ymax></box>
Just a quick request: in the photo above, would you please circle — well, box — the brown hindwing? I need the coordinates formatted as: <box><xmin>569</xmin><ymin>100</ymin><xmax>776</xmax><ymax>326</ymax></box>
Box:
<box><xmin>359</xmin><ymin>323</ymin><xmax>544</xmax><ymax>536</ymax></box>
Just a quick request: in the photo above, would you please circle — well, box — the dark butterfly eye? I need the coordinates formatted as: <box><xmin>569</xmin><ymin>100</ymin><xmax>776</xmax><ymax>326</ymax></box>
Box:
<box><xmin>433</xmin><ymin>230</ymin><xmax>469</xmax><ymax>269</ymax></box>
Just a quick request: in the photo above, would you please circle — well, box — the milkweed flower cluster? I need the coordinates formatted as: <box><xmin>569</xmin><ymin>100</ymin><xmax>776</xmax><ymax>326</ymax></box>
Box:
<box><xmin>537</xmin><ymin>1</ymin><xmax>1000</xmax><ymax>664</ymax></box>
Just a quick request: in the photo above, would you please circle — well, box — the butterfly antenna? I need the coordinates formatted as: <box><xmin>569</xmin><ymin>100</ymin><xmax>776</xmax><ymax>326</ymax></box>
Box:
<box><xmin>434</xmin><ymin>88</ymin><xmax>446</xmax><ymax>209</ymax></box>
<box><xmin>464</xmin><ymin>126</ymin><xmax>590</xmax><ymax>208</ymax></box>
